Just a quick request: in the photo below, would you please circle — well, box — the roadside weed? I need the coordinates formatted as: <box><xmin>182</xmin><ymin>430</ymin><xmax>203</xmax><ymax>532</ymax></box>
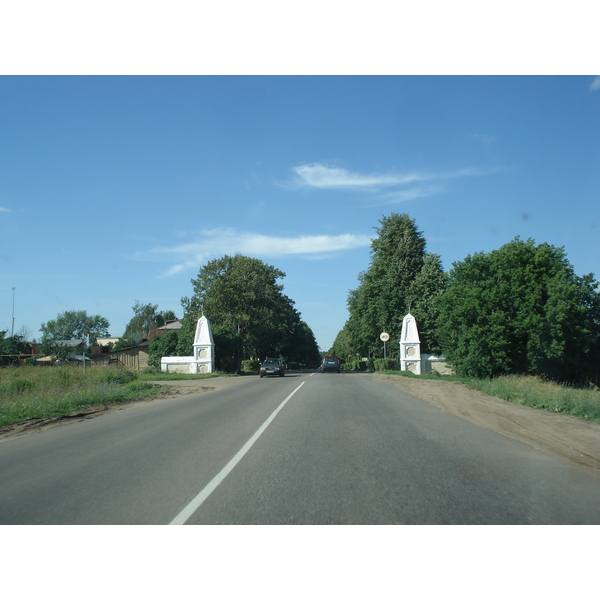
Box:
<box><xmin>0</xmin><ymin>366</ymin><xmax>160</xmax><ymax>428</ymax></box>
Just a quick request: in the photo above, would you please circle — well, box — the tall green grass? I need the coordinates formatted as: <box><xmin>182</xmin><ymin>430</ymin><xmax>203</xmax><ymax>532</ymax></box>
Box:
<box><xmin>466</xmin><ymin>375</ymin><xmax>600</xmax><ymax>423</ymax></box>
<box><xmin>377</xmin><ymin>370</ymin><xmax>600</xmax><ymax>423</ymax></box>
<box><xmin>0</xmin><ymin>366</ymin><xmax>160</xmax><ymax>428</ymax></box>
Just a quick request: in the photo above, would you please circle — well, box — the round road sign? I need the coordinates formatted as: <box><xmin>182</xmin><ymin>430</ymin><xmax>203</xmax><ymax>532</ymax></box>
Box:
<box><xmin>380</xmin><ymin>332</ymin><xmax>390</xmax><ymax>342</ymax></box>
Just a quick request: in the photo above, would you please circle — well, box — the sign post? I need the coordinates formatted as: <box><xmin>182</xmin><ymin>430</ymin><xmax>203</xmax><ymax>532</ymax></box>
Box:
<box><xmin>380</xmin><ymin>332</ymin><xmax>390</xmax><ymax>358</ymax></box>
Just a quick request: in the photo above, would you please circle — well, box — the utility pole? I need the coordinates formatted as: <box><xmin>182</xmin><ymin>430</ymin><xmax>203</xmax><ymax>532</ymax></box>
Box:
<box><xmin>82</xmin><ymin>334</ymin><xmax>89</xmax><ymax>373</ymax></box>
<box><xmin>11</xmin><ymin>287</ymin><xmax>15</xmax><ymax>336</ymax></box>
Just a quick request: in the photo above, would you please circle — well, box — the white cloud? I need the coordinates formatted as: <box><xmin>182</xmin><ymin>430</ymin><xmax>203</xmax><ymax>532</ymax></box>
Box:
<box><xmin>134</xmin><ymin>228</ymin><xmax>373</xmax><ymax>277</ymax></box>
<box><xmin>291</xmin><ymin>163</ymin><xmax>428</xmax><ymax>190</ymax></box>
<box><xmin>378</xmin><ymin>186</ymin><xmax>442</xmax><ymax>205</ymax></box>
<box><xmin>287</xmin><ymin>162</ymin><xmax>500</xmax><ymax>206</ymax></box>
<box><xmin>591</xmin><ymin>76</ymin><xmax>600</xmax><ymax>91</ymax></box>
<box><xmin>0</xmin><ymin>207</ymin><xmax>10</xmax><ymax>213</ymax></box>
<box><xmin>164</xmin><ymin>264</ymin><xmax>185</xmax><ymax>276</ymax></box>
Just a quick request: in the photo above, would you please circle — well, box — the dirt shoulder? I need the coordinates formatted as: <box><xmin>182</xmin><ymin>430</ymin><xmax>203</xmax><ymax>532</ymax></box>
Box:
<box><xmin>376</xmin><ymin>374</ymin><xmax>600</xmax><ymax>475</ymax></box>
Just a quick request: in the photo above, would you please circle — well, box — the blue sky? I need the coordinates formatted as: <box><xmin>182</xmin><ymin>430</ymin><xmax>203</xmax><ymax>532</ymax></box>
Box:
<box><xmin>1</xmin><ymin>75</ymin><xmax>599</xmax><ymax>351</ymax></box>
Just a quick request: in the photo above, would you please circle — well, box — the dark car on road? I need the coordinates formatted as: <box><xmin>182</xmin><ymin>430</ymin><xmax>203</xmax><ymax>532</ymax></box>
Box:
<box><xmin>260</xmin><ymin>358</ymin><xmax>285</xmax><ymax>378</ymax></box>
<box><xmin>321</xmin><ymin>355</ymin><xmax>341</xmax><ymax>373</ymax></box>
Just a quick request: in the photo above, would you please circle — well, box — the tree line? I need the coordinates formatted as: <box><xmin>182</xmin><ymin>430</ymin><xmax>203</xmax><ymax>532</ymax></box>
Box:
<box><xmin>330</xmin><ymin>213</ymin><xmax>600</xmax><ymax>384</ymax></box>
<box><xmin>25</xmin><ymin>255</ymin><xmax>320</xmax><ymax>371</ymax></box>
<box><xmin>11</xmin><ymin>211</ymin><xmax>600</xmax><ymax>383</ymax></box>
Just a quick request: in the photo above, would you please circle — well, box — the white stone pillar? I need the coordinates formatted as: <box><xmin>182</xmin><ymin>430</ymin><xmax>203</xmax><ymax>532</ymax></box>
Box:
<box><xmin>399</xmin><ymin>313</ymin><xmax>421</xmax><ymax>375</ymax></box>
<box><xmin>192</xmin><ymin>315</ymin><xmax>215</xmax><ymax>374</ymax></box>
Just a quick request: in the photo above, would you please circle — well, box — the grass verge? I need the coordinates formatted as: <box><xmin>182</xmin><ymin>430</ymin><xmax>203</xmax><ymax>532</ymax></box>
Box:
<box><xmin>378</xmin><ymin>370</ymin><xmax>600</xmax><ymax>423</ymax></box>
<box><xmin>0</xmin><ymin>366</ymin><xmax>164</xmax><ymax>428</ymax></box>
<box><xmin>466</xmin><ymin>375</ymin><xmax>600</xmax><ymax>423</ymax></box>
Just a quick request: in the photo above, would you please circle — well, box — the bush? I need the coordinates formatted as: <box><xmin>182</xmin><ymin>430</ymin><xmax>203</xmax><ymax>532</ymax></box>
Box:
<box><xmin>240</xmin><ymin>360</ymin><xmax>260</xmax><ymax>373</ymax></box>
<box><xmin>148</xmin><ymin>330</ymin><xmax>180</xmax><ymax>370</ymax></box>
<box><xmin>373</xmin><ymin>358</ymin><xmax>399</xmax><ymax>372</ymax></box>
<box><xmin>344</xmin><ymin>360</ymin><xmax>368</xmax><ymax>371</ymax></box>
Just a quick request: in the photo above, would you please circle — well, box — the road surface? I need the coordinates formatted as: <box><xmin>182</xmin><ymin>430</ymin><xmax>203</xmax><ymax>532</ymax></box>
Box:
<box><xmin>1</xmin><ymin>371</ymin><xmax>600</xmax><ymax>524</ymax></box>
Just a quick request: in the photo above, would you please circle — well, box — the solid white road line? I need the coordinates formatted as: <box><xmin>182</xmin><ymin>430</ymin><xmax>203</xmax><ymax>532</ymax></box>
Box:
<box><xmin>169</xmin><ymin>381</ymin><xmax>306</xmax><ymax>525</ymax></box>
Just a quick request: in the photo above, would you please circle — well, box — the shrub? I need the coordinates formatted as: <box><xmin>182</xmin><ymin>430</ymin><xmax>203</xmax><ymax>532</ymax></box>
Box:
<box><xmin>240</xmin><ymin>360</ymin><xmax>260</xmax><ymax>373</ymax></box>
<box><xmin>148</xmin><ymin>330</ymin><xmax>180</xmax><ymax>370</ymax></box>
<box><xmin>345</xmin><ymin>360</ymin><xmax>368</xmax><ymax>371</ymax></box>
<box><xmin>373</xmin><ymin>358</ymin><xmax>399</xmax><ymax>372</ymax></box>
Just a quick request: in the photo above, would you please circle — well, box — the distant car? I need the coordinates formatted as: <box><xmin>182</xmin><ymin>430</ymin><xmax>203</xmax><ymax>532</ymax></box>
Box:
<box><xmin>321</xmin><ymin>355</ymin><xmax>341</xmax><ymax>373</ymax></box>
<box><xmin>260</xmin><ymin>358</ymin><xmax>285</xmax><ymax>378</ymax></box>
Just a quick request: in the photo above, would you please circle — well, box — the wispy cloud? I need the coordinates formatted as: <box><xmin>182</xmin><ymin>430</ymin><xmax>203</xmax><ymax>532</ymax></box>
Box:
<box><xmin>134</xmin><ymin>228</ymin><xmax>372</xmax><ymax>277</ymax></box>
<box><xmin>286</xmin><ymin>162</ymin><xmax>500</xmax><ymax>206</ymax></box>
<box><xmin>376</xmin><ymin>185</ymin><xmax>443</xmax><ymax>205</ymax></box>
<box><xmin>290</xmin><ymin>163</ymin><xmax>429</xmax><ymax>190</ymax></box>
<box><xmin>0</xmin><ymin>207</ymin><xmax>10</xmax><ymax>213</ymax></box>
<box><xmin>590</xmin><ymin>76</ymin><xmax>600</xmax><ymax>91</ymax></box>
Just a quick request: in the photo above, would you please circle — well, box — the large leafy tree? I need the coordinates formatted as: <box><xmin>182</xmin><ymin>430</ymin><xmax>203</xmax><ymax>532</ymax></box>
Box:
<box><xmin>329</xmin><ymin>320</ymin><xmax>355</xmax><ymax>361</ymax></box>
<box><xmin>282</xmin><ymin>319</ymin><xmax>321</xmax><ymax>366</ymax></box>
<box><xmin>122</xmin><ymin>301</ymin><xmax>177</xmax><ymax>343</ymax></box>
<box><xmin>40</xmin><ymin>310</ymin><xmax>110</xmax><ymax>358</ymax></box>
<box><xmin>181</xmin><ymin>254</ymin><xmax>319</xmax><ymax>362</ymax></box>
<box><xmin>0</xmin><ymin>331</ymin><xmax>30</xmax><ymax>366</ymax></box>
<box><xmin>342</xmin><ymin>213</ymin><xmax>446</xmax><ymax>357</ymax></box>
<box><xmin>437</xmin><ymin>238</ymin><xmax>600</xmax><ymax>382</ymax></box>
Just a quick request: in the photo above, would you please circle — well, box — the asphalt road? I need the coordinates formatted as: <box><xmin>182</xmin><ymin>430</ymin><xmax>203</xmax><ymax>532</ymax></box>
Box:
<box><xmin>2</xmin><ymin>371</ymin><xmax>600</xmax><ymax>524</ymax></box>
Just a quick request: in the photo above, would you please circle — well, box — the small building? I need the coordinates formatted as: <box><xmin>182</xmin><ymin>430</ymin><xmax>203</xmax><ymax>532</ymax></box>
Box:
<box><xmin>90</xmin><ymin>340</ymin><xmax>150</xmax><ymax>371</ymax></box>
<box><xmin>147</xmin><ymin>320</ymin><xmax>183</xmax><ymax>341</ymax></box>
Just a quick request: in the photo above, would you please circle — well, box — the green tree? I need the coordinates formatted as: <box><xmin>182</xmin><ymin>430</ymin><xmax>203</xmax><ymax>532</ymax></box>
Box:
<box><xmin>181</xmin><ymin>254</ymin><xmax>318</xmax><ymax>363</ymax></box>
<box><xmin>122</xmin><ymin>301</ymin><xmax>177</xmax><ymax>343</ymax></box>
<box><xmin>162</xmin><ymin>310</ymin><xmax>177</xmax><ymax>322</ymax></box>
<box><xmin>173</xmin><ymin>318</ymin><xmax>244</xmax><ymax>373</ymax></box>
<box><xmin>40</xmin><ymin>310</ymin><xmax>110</xmax><ymax>359</ymax></box>
<box><xmin>282</xmin><ymin>319</ymin><xmax>321</xmax><ymax>366</ymax></box>
<box><xmin>112</xmin><ymin>338</ymin><xmax>137</xmax><ymax>351</ymax></box>
<box><xmin>147</xmin><ymin>330</ymin><xmax>179</xmax><ymax>370</ymax></box>
<box><xmin>437</xmin><ymin>237</ymin><xmax>600</xmax><ymax>382</ymax></box>
<box><xmin>343</xmin><ymin>213</ymin><xmax>446</xmax><ymax>357</ymax></box>
<box><xmin>0</xmin><ymin>331</ymin><xmax>30</xmax><ymax>366</ymax></box>
<box><xmin>330</xmin><ymin>320</ymin><xmax>358</xmax><ymax>361</ymax></box>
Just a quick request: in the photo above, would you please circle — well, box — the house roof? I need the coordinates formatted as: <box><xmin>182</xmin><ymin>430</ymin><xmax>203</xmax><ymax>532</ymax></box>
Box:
<box><xmin>55</xmin><ymin>339</ymin><xmax>84</xmax><ymax>347</ymax></box>
<box><xmin>109</xmin><ymin>340</ymin><xmax>150</xmax><ymax>353</ymax></box>
<box><xmin>147</xmin><ymin>320</ymin><xmax>183</xmax><ymax>341</ymax></box>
